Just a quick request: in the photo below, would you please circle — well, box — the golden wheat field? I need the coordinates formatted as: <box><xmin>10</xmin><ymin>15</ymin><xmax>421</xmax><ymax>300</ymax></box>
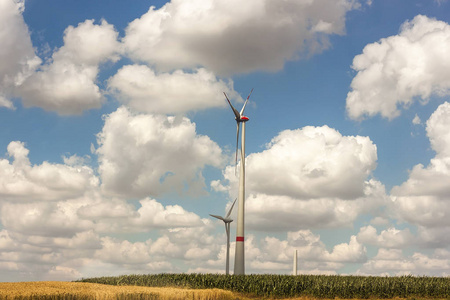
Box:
<box><xmin>0</xmin><ymin>281</ymin><xmax>250</xmax><ymax>300</ymax></box>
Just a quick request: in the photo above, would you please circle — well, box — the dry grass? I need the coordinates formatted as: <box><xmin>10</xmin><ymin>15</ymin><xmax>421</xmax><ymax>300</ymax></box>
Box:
<box><xmin>0</xmin><ymin>282</ymin><xmax>445</xmax><ymax>300</ymax></box>
<box><xmin>0</xmin><ymin>281</ymin><xmax>244</xmax><ymax>299</ymax></box>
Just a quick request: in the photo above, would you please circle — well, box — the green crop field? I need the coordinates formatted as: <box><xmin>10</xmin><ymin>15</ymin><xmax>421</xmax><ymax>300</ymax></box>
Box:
<box><xmin>79</xmin><ymin>273</ymin><xmax>450</xmax><ymax>299</ymax></box>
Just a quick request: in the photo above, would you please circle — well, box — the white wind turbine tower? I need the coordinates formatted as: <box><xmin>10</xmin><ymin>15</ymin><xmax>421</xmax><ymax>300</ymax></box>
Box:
<box><xmin>209</xmin><ymin>198</ymin><xmax>237</xmax><ymax>275</ymax></box>
<box><xmin>293</xmin><ymin>249</ymin><xmax>298</xmax><ymax>276</ymax></box>
<box><xmin>223</xmin><ymin>89</ymin><xmax>253</xmax><ymax>275</ymax></box>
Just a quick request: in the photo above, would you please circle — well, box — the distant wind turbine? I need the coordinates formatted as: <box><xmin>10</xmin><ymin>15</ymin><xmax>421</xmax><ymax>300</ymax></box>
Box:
<box><xmin>293</xmin><ymin>249</ymin><xmax>298</xmax><ymax>276</ymax></box>
<box><xmin>223</xmin><ymin>89</ymin><xmax>253</xmax><ymax>275</ymax></box>
<box><xmin>209</xmin><ymin>198</ymin><xmax>237</xmax><ymax>275</ymax></box>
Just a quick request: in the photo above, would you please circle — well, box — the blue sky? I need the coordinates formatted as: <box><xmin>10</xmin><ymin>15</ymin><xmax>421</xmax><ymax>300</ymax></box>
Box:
<box><xmin>1</xmin><ymin>0</ymin><xmax>450</xmax><ymax>281</ymax></box>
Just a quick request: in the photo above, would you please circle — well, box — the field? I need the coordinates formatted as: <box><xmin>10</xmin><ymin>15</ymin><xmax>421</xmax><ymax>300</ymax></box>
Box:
<box><xmin>79</xmin><ymin>274</ymin><xmax>450</xmax><ymax>299</ymax></box>
<box><xmin>1</xmin><ymin>274</ymin><xmax>448</xmax><ymax>299</ymax></box>
<box><xmin>0</xmin><ymin>281</ymin><xmax>243</xmax><ymax>300</ymax></box>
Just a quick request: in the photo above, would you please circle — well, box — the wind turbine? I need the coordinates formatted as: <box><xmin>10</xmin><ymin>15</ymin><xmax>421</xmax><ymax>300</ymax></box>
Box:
<box><xmin>223</xmin><ymin>89</ymin><xmax>253</xmax><ymax>275</ymax></box>
<box><xmin>293</xmin><ymin>249</ymin><xmax>298</xmax><ymax>276</ymax></box>
<box><xmin>209</xmin><ymin>198</ymin><xmax>237</xmax><ymax>275</ymax></box>
<box><xmin>224</xmin><ymin>89</ymin><xmax>253</xmax><ymax>172</ymax></box>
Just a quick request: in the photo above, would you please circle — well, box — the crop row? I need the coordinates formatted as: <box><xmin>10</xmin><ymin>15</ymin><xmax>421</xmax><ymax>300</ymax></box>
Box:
<box><xmin>79</xmin><ymin>274</ymin><xmax>450</xmax><ymax>299</ymax></box>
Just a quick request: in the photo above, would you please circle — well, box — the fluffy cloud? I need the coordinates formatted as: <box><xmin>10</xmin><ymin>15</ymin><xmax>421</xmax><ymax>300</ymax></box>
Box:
<box><xmin>0</xmin><ymin>0</ymin><xmax>40</xmax><ymax>108</ymax></box>
<box><xmin>416</xmin><ymin>226</ymin><xmax>450</xmax><ymax>248</ymax></box>
<box><xmin>16</xmin><ymin>19</ymin><xmax>121</xmax><ymax>115</ymax></box>
<box><xmin>95</xmin><ymin>238</ymin><xmax>153</xmax><ymax>265</ymax></box>
<box><xmin>123</xmin><ymin>0</ymin><xmax>361</xmax><ymax>75</ymax></box>
<box><xmin>375</xmin><ymin>102</ymin><xmax>450</xmax><ymax>258</ymax></box>
<box><xmin>214</xmin><ymin>126</ymin><xmax>384</xmax><ymax>230</ymax></box>
<box><xmin>357</xmin><ymin>225</ymin><xmax>414</xmax><ymax>249</ymax></box>
<box><xmin>347</xmin><ymin>15</ymin><xmax>450</xmax><ymax>120</ymax></box>
<box><xmin>0</xmin><ymin>193</ymin><xmax>207</xmax><ymax>239</ymax></box>
<box><xmin>246</xmin><ymin>231</ymin><xmax>366</xmax><ymax>274</ymax></box>
<box><xmin>0</xmin><ymin>96</ymin><xmax>15</xmax><ymax>109</ymax></box>
<box><xmin>78</xmin><ymin>198</ymin><xmax>204</xmax><ymax>232</ymax></box>
<box><xmin>108</xmin><ymin>66</ymin><xmax>239</xmax><ymax>114</ymax></box>
<box><xmin>200</xmin><ymin>230</ymin><xmax>364</xmax><ymax>275</ymax></box>
<box><xmin>1</xmin><ymin>200</ymin><xmax>94</xmax><ymax>237</ymax></box>
<box><xmin>7</xmin><ymin>230</ymin><xmax>102</xmax><ymax>252</ymax></box>
<box><xmin>132</xmin><ymin>198</ymin><xmax>203</xmax><ymax>228</ymax></box>
<box><xmin>0</xmin><ymin>141</ymin><xmax>98</xmax><ymax>201</ymax></box>
<box><xmin>1</xmin><ymin>192</ymin><xmax>205</xmax><ymax>241</ymax></box>
<box><xmin>96</xmin><ymin>106</ymin><xmax>224</xmax><ymax>197</ymax></box>
<box><xmin>0</xmin><ymin>192</ymin><xmax>212</xmax><ymax>279</ymax></box>
<box><xmin>326</xmin><ymin>236</ymin><xmax>367</xmax><ymax>263</ymax></box>
<box><xmin>0</xmin><ymin>134</ymin><xmax>379</xmax><ymax>278</ymax></box>
<box><xmin>391</xmin><ymin>102</ymin><xmax>450</xmax><ymax>228</ymax></box>
<box><xmin>52</xmin><ymin>20</ymin><xmax>121</xmax><ymax>65</ymax></box>
<box><xmin>76</xmin><ymin>198</ymin><xmax>138</xmax><ymax>228</ymax></box>
<box><xmin>93</xmin><ymin>221</ymin><xmax>219</xmax><ymax>272</ymax></box>
<box><xmin>244</xmin><ymin>126</ymin><xmax>377</xmax><ymax>200</ymax></box>
<box><xmin>0</xmin><ymin>229</ymin><xmax>103</xmax><ymax>281</ymax></box>
<box><xmin>244</xmin><ymin>180</ymin><xmax>386</xmax><ymax>231</ymax></box>
<box><xmin>358</xmin><ymin>248</ymin><xmax>450</xmax><ymax>276</ymax></box>
<box><xmin>0</xmin><ymin>220</ymin><xmax>366</xmax><ymax>279</ymax></box>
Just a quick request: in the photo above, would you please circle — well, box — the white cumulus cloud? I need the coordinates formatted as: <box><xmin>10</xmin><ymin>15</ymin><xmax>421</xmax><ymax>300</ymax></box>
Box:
<box><xmin>358</xmin><ymin>248</ymin><xmax>450</xmax><ymax>276</ymax></box>
<box><xmin>1</xmin><ymin>200</ymin><xmax>94</xmax><ymax>238</ymax></box>
<box><xmin>247</xmin><ymin>231</ymin><xmax>366</xmax><ymax>274</ymax></box>
<box><xmin>215</xmin><ymin>126</ymin><xmax>384</xmax><ymax>230</ymax></box>
<box><xmin>357</xmin><ymin>225</ymin><xmax>414</xmax><ymax>249</ymax></box>
<box><xmin>96</xmin><ymin>106</ymin><xmax>224</xmax><ymax>198</ymax></box>
<box><xmin>16</xmin><ymin>19</ymin><xmax>121</xmax><ymax>115</ymax></box>
<box><xmin>391</xmin><ymin>102</ymin><xmax>450</xmax><ymax>228</ymax></box>
<box><xmin>78</xmin><ymin>197</ymin><xmax>205</xmax><ymax>232</ymax></box>
<box><xmin>123</xmin><ymin>0</ymin><xmax>361</xmax><ymax>75</ymax></box>
<box><xmin>0</xmin><ymin>141</ymin><xmax>99</xmax><ymax>201</ymax></box>
<box><xmin>347</xmin><ymin>15</ymin><xmax>450</xmax><ymax>120</ymax></box>
<box><xmin>0</xmin><ymin>0</ymin><xmax>40</xmax><ymax>108</ymax></box>
<box><xmin>108</xmin><ymin>66</ymin><xmax>239</xmax><ymax>114</ymax></box>
<box><xmin>243</xmin><ymin>126</ymin><xmax>377</xmax><ymax>200</ymax></box>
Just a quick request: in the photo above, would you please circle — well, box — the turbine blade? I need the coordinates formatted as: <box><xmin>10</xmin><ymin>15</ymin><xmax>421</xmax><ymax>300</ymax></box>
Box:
<box><xmin>209</xmin><ymin>214</ymin><xmax>225</xmax><ymax>221</ymax></box>
<box><xmin>225</xmin><ymin>198</ymin><xmax>237</xmax><ymax>219</ymax></box>
<box><xmin>224</xmin><ymin>92</ymin><xmax>240</xmax><ymax>119</ymax></box>
<box><xmin>240</xmin><ymin>88</ymin><xmax>253</xmax><ymax>115</ymax></box>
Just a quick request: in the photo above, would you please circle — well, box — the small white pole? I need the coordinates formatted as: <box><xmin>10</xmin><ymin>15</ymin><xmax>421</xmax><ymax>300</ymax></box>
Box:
<box><xmin>293</xmin><ymin>249</ymin><xmax>298</xmax><ymax>275</ymax></box>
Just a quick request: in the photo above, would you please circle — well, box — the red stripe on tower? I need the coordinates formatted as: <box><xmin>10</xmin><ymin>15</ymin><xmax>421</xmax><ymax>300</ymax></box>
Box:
<box><xmin>236</xmin><ymin>236</ymin><xmax>244</xmax><ymax>242</ymax></box>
